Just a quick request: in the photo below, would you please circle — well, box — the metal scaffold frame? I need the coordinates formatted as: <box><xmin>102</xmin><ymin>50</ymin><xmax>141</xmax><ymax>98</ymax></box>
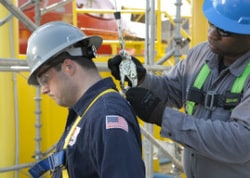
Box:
<box><xmin>0</xmin><ymin>0</ymin><xmax>191</xmax><ymax>177</ymax></box>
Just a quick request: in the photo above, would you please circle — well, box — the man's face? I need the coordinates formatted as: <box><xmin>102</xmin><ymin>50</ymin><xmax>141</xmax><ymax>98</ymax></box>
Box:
<box><xmin>207</xmin><ymin>23</ymin><xmax>250</xmax><ymax>59</ymax></box>
<box><xmin>36</xmin><ymin>62</ymin><xmax>74</xmax><ymax>107</ymax></box>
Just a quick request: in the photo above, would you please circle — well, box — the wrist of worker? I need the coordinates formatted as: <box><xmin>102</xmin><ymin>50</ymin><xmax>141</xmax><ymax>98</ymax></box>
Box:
<box><xmin>160</xmin><ymin>107</ymin><xmax>187</xmax><ymax>141</ymax></box>
<box><xmin>148</xmin><ymin>101</ymin><xmax>165</xmax><ymax>126</ymax></box>
<box><xmin>137</xmin><ymin>72</ymin><xmax>149</xmax><ymax>87</ymax></box>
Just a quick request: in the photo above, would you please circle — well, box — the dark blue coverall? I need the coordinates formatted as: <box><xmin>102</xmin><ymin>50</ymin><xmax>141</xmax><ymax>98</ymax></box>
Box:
<box><xmin>53</xmin><ymin>77</ymin><xmax>145</xmax><ymax>178</ymax></box>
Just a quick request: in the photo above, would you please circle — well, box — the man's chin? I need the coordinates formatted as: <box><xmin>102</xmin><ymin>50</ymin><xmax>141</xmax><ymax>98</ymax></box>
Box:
<box><xmin>56</xmin><ymin>101</ymin><xmax>69</xmax><ymax>107</ymax></box>
<box><xmin>209</xmin><ymin>44</ymin><xmax>220</xmax><ymax>54</ymax></box>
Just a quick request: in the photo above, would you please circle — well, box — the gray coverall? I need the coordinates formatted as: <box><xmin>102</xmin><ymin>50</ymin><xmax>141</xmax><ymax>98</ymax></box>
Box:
<box><xmin>141</xmin><ymin>42</ymin><xmax>250</xmax><ymax>178</ymax></box>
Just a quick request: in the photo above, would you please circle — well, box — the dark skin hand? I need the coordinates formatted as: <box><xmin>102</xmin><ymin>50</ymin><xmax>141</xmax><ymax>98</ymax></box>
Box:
<box><xmin>208</xmin><ymin>24</ymin><xmax>250</xmax><ymax>66</ymax></box>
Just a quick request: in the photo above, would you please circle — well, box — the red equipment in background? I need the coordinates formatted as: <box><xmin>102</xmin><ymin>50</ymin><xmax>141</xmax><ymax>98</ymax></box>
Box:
<box><xmin>18</xmin><ymin>0</ymin><xmax>118</xmax><ymax>55</ymax></box>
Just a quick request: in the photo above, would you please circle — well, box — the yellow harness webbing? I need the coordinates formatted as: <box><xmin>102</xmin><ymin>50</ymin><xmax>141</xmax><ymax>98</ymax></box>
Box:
<box><xmin>62</xmin><ymin>88</ymin><xmax>116</xmax><ymax>177</ymax></box>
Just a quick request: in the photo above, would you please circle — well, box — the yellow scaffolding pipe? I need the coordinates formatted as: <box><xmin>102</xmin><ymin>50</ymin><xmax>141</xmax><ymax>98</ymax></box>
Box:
<box><xmin>190</xmin><ymin>0</ymin><xmax>208</xmax><ymax>47</ymax></box>
<box><xmin>0</xmin><ymin>3</ymin><xmax>15</xmax><ymax>178</ymax></box>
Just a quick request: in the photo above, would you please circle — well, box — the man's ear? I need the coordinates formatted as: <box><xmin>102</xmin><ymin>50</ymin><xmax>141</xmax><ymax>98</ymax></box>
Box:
<box><xmin>63</xmin><ymin>59</ymin><xmax>75</xmax><ymax>74</ymax></box>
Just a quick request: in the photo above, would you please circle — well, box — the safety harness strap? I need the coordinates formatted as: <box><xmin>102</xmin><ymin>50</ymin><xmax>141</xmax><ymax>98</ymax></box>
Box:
<box><xmin>187</xmin><ymin>89</ymin><xmax>242</xmax><ymax>110</ymax></box>
<box><xmin>186</xmin><ymin>63</ymin><xmax>211</xmax><ymax>115</ymax></box>
<box><xmin>28</xmin><ymin>88</ymin><xmax>117</xmax><ymax>178</ymax></box>
<box><xmin>29</xmin><ymin>150</ymin><xmax>65</xmax><ymax>178</ymax></box>
<box><xmin>63</xmin><ymin>88</ymin><xmax>117</xmax><ymax>149</ymax></box>
<box><xmin>231</xmin><ymin>62</ymin><xmax>250</xmax><ymax>93</ymax></box>
<box><xmin>186</xmin><ymin>62</ymin><xmax>250</xmax><ymax>115</ymax></box>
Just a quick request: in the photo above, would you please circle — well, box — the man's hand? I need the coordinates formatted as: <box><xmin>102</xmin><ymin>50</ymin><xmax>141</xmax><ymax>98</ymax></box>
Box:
<box><xmin>125</xmin><ymin>87</ymin><xmax>164</xmax><ymax>126</ymax></box>
<box><xmin>108</xmin><ymin>55</ymin><xmax>146</xmax><ymax>85</ymax></box>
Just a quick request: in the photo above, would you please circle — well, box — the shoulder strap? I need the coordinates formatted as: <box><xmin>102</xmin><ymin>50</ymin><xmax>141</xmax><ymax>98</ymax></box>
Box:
<box><xmin>186</xmin><ymin>63</ymin><xmax>211</xmax><ymax>115</ymax></box>
<box><xmin>231</xmin><ymin>62</ymin><xmax>250</xmax><ymax>93</ymax></box>
<box><xmin>63</xmin><ymin>88</ymin><xmax>117</xmax><ymax>149</ymax></box>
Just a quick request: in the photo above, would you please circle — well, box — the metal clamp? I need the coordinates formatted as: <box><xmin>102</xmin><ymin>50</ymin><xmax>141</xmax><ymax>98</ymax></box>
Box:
<box><xmin>204</xmin><ymin>91</ymin><xmax>216</xmax><ymax>111</ymax></box>
<box><xmin>119</xmin><ymin>51</ymin><xmax>138</xmax><ymax>91</ymax></box>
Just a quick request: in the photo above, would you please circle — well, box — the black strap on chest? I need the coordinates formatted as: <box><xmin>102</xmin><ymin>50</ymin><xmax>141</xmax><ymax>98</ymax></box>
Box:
<box><xmin>187</xmin><ymin>88</ymin><xmax>242</xmax><ymax>110</ymax></box>
<box><xmin>186</xmin><ymin>62</ymin><xmax>250</xmax><ymax>115</ymax></box>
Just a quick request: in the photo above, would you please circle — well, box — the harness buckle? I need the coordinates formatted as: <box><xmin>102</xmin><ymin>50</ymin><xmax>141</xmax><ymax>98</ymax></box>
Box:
<box><xmin>28</xmin><ymin>150</ymin><xmax>66</xmax><ymax>177</ymax></box>
<box><xmin>48</xmin><ymin>151</ymin><xmax>65</xmax><ymax>173</ymax></box>
<box><xmin>204</xmin><ymin>91</ymin><xmax>216</xmax><ymax>111</ymax></box>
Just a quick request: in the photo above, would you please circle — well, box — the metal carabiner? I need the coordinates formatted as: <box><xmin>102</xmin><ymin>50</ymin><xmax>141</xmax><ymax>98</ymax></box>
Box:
<box><xmin>119</xmin><ymin>50</ymin><xmax>138</xmax><ymax>91</ymax></box>
<box><xmin>114</xmin><ymin>13</ymin><xmax>138</xmax><ymax>91</ymax></box>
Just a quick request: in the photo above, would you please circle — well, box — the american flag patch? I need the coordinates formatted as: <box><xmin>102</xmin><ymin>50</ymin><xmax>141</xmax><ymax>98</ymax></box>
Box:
<box><xmin>106</xmin><ymin>115</ymin><xmax>128</xmax><ymax>132</ymax></box>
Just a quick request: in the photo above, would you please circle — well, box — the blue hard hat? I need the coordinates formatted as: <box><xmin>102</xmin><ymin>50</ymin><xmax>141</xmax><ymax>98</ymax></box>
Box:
<box><xmin>203</xmin><ymin>0</ymin><xmax>250</xmax><ymax>35</ymax></box>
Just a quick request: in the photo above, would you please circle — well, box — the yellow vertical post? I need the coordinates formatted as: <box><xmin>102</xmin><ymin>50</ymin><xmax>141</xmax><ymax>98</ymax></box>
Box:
<box><xmin>0</xmin><ymin>3</ymin><xmax>16</xmax><ymax>178</ymax></box>
<box><xmin>190</xmin><ymin>0</ymin><xmax>208</xmax><ymax>47</ymax></box>
<box><xmin>72</xmin><ymin>0</ymin><xmax>77</xmax><ymax>26</ymax></box>
<box><xmin>156</xmin><ymin>0</ymin><xmax>163</xmax><ymax>58</ymax></box>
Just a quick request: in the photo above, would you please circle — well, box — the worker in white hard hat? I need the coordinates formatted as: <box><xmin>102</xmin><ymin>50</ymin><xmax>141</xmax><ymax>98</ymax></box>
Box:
<box><xmin>26</xmin><ymin>21</ymin><xmax>145</xmax><ymax>178</ymax></box>
<box><xmin>108</xmin><ymin>0</ymin><xmax>250</xmax><ymax>177</ymax></box>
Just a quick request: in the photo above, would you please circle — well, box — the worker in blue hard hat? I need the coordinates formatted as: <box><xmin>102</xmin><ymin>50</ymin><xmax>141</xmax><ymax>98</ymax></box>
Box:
<box><xmin>26</xmin><ymin>21</ymin><xmax>145</xmax><ymax>178</ymax></box>
<box><xmin>108</xmin><ymin>0</ymin><xmax>250</xmax><ymax>177</ymax></box>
